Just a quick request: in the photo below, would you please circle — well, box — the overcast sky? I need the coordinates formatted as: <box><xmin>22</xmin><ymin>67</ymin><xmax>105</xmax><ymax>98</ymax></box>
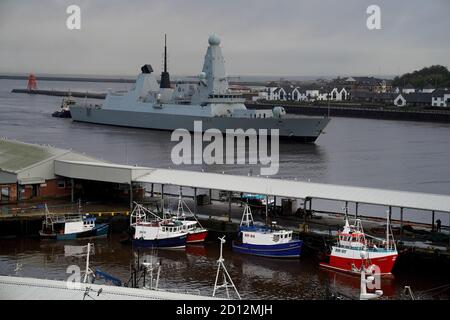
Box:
<box><xmin>0</xmin><ymin>0</ymin><xmax>449</xmax><ymax>77</ymax></box>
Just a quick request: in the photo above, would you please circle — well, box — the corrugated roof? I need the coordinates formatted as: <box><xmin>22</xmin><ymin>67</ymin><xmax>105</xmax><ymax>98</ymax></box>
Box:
<box><xmin>135</xmin><ymin>169</ymin><xmax>450</xmax><ymax>213</ymax></box>
<box><xmin>0</xmin><ymin>139</ymin><xmax>68</xmax><ymax>173</ymax></box>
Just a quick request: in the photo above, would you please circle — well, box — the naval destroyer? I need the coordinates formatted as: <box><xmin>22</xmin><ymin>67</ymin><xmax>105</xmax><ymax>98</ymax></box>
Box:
<box><xmin>70</xmin><ymin>34</ymin><xmax>330</xmax><ymax>142</ymax></box>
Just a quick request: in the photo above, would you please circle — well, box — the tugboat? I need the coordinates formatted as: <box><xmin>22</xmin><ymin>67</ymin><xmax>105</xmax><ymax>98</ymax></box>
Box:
<box><xmin>167</xmin><ymin>190</ymin><xmax>208</xmax><ymax>244</ymax></box>
<box><xmin>232</xmin><ymin>204</ymin><xmax>303</xmax><ymax>258</ymax></box>
<box><xmin>320</xmin><ymin>213</ymin><xmax>398</xmax><ymax>276</ymax></box>
<box><xmin>130</xmin><ymin>203</ymin><xmax>187</xmax><ymax>249</ymax></box>
<box><xmin>52</xmin><ymin>95</ymin><xmax>75</xmax><ymax>118</ymax></box>
<box><xmin>39</xmin><ymin>204</ymin><xmax>109</xmax><ymax>240</ymax></box>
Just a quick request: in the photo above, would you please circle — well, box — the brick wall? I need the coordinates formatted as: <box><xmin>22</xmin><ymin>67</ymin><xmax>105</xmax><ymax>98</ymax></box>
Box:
<box><xmin>0</xmin><ymin>183</ymin><xmax>17</xmax><ymax>203</ymax></box>
<box><xmin>19</xmin><ymin>179</ymin><xmax>72</xmax><ymax>201</ymax></box>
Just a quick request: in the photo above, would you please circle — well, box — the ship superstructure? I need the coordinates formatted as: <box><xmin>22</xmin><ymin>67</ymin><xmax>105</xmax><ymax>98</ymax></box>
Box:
<box><xmin>70</xmin><ymin>34</ymin><xmax>330</xmax><ymax>142</ymax></box>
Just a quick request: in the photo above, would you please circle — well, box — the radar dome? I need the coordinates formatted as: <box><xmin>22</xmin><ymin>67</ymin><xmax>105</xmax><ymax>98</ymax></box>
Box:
<box><xmin>208</xmin><ymin>33</ymin><xmax>221</xmax><ymax>46</ymax></box>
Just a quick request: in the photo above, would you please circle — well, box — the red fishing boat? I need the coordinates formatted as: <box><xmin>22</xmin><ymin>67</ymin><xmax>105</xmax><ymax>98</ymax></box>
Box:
<box><xmin>168</xmin><ymin>191</ymin><xmax>208</xmax><ymax>244</ymax></box>
<box><xmin>320</xmin><ymin>214</ymin><xmax>398</xmax><ymax>276</ymax></box>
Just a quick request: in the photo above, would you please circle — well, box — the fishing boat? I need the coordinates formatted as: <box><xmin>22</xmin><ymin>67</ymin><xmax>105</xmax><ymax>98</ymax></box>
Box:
<box><xmin>130</xmin><ymin>203</ymin><xmax>187</xmax><ymax>249</ymax></box>
<box><xmin>167</xmin><ymin>191</ymin><xmax>208</xmax><ymax>244</ymax></box>
<box><xmin>319</xmin><ymin>213</ymin><xmax>398</xmax><ymax>276</ymax></box>
<box><xmin>39</xmin><ymin>204</ymin><xmax>109</xmax><ymax>240</ymax></box>
<box><xmin>232</xmin><ymin>204</ymin><xmax>303</xmax><ymax>258</ymax></box>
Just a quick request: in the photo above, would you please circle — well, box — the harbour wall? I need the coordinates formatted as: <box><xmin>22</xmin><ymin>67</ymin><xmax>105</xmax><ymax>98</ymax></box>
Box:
<box><xmin>246</xmin><ymin>103</ymin><xmax>450</xmax><ymax>123</ymax></box>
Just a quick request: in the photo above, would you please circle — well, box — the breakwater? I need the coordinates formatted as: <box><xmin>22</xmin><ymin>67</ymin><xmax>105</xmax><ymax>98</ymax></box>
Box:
<box><xmin>11</xmin><ymin>89</ymin><xmax>106</xmax><ymax>99</ymax></box>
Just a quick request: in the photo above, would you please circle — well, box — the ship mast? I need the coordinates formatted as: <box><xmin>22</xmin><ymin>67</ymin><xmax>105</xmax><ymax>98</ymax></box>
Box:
<box><xmin>160</xmin><ymin>34</ymin><xmax>171</xmax><ymax>89</ymax></box>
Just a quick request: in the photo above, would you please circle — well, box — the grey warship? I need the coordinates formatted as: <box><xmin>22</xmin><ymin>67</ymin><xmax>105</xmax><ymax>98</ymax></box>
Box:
<box><xmin>70</xmin><ymin>34</ymin><xmax>330</xmax><ymax>142</ymax></box>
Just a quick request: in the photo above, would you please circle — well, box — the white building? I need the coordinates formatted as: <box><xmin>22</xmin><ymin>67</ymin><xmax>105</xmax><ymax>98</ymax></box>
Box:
<box><xmin>394</xmin><ymin>94</ymin><xmax>407</xmax><ymax>107</ymax></box>
<box><xmin>291</xmin><ymin>88</ymin><xmax>308</xmax><ymax>101</ymax></box>
<box><xmin>305</xmin><ymin>89</ymin><xmax>320</xmax><ymax>101</ymax></box>
<box><xmin>330</xmin><ymin>87</ymin><xmax>348</xmax><ymax>101</ymax></box>
<box><xmin>432</xmin><ymin>88</ymin><xmax>450</xmax><ymax>107</ymax></box>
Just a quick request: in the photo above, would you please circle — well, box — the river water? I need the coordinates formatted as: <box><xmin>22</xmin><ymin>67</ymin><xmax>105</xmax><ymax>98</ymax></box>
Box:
<box><xmin>0</xmin><ymin>79</ymin><xmax>449</xmax><ymax>299</ymax></box>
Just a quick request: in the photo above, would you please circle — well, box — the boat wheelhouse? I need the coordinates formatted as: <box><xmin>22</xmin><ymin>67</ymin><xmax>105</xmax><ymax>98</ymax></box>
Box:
<box><xmin>232</xmin><ymin>204</ymin><xmax>302</xmax><ymax>258</ymax></box>
<box><xmin>130</xmin><ymin>203</ymin><xmax>187</xmax><ymax>249</ymax></box>
<box><xmin>320</xmin><ymin>215</ymin><xmax>398</xmax><ymax>276</ymax></box>
<box><xmin>167</xmin><ymin>191</ymin><xmax>208</xmax><ymax>244</ymax></box>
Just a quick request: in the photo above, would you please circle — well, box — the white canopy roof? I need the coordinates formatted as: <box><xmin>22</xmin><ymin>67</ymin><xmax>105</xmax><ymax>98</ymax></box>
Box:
<box><xmin>53</xmin><ymin>159</ymin><xmax>450</xmax><ymax>213</ymax></box>
<box><xmin>136</xmin><ymin>169</ymin><xmax>450</xmax><ymax>213</ymax></box>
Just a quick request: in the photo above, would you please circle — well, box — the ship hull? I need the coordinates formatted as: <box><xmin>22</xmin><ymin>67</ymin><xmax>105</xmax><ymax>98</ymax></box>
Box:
<box><xmin>39</xmin><ymin>223</ymin><xmax>109</xmax><ymax>241</ymax></box>
<box><xmin>132</xmin><ymin>234</ymin><xmax>187</xmax><ymax>249</ymax></box>
<box><xmin>320</xmin><ymin>249</ymin><xmax>398</xmax><ymax>275</ymax></box>
<box><xmin>70</xmin><ymin>106</ymin><xmax>329</xmax><ymax>143</ymax></box>
<box><xmin>187</xmin><ymin>230</ymin><xmax>208</xmax><ymax>244</ymax></box>
<box><xmin>232</xmin><ymin>240</ymin><xmax>303</xmax><ymax>258</ymax></box>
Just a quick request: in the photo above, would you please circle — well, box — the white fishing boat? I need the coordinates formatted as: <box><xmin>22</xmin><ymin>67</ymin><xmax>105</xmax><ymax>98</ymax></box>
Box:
<box><xmin>130</xmin><ymin>203</ymin><xmax>187</xmax><ymax>249</ymax></box>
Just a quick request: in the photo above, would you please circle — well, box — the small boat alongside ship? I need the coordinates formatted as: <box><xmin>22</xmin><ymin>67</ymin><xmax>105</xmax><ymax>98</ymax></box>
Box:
<box><xmin>39</xmin><ymin>205</ymin><xmax>109</xmax><ymax>240</ymax></box>
<box><xmin>52</xmin><ymin>95</ymin><xmax>75</xmax><ymax>118</ymax></box>
<box><xmin>320</xmin><ymin>214</ymin><xmax>398</xmax><ymax>275</ymax></box>
<box><xmin>232</xmin><ymin>204</ymin><xmax>303</xmax><ymax>258</ymax></box>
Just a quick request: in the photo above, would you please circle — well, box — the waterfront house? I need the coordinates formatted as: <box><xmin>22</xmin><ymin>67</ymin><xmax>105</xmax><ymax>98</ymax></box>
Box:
<box><xmin>291</xmin><ymin>87</ymin><xmax>308</xmax><ymax>101</ymax></box>
<box><xmin>393</xmin><ymin>94</ymin><xmax>407</xmax><ymax>107</ymax></box>
<box><xmin>345</xmin><ymin>76</ymin><xmax>390</xmax><ymax>93</ymax></box>
<box><xmin>405</xmin><ymin>92</ymin><xmax>432</xmax><ymax>107</ymax></box>
<box><xmin>350</xmin><ymin>91</ymin><xmax>406</xmax><ymax>107</ymax></box>
<box><xmin>330</xmin><ymin>87</ymin><xmax>348</xmax><ymax>101</ymax></box>
<box><xmin>431</xmin><ymin>88</ymin><xmax>450</xmax><ymax>107</ymax></box>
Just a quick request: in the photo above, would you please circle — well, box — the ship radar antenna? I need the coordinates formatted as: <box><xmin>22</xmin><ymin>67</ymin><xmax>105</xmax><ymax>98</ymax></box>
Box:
<box><xmin>212</xmin><ymin>236</ymin><xmax>241</xmax><ymax>299</ymax></box>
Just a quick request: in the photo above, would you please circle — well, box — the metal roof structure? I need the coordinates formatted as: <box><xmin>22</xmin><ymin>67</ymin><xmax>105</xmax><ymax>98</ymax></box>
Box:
<box><xmin>0</xmin><ymin>139</ymin><xmax>66</xmax><ymax>173</ymax></box>
<box><xmin>55</xmin><ymin>160</ymin><xmax>154</xmax><ymax>184</ymax></box>
<box><xmin>51</xmin><ymin>159</ymin><xmax>450</xmax><ymax>213</ymax></box>
<box><xmin>0</xmin><ymin>134</ymin><xmax>446</xmax><ymax>214</ymax></box>
<box><xmin>0</xmin><ymin>275</ymin><xmax>217</xmax><ymax>300</ymax></box>
<box><xmin>134</xmin><ymin>168</ymin><xmax>450</xmax><ymax>213</ymax></box>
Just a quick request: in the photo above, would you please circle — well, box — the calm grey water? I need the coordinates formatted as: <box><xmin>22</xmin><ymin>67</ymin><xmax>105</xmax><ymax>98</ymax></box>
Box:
<box><xmin>0</xmin><ymin>79</ymin><xmax>449</xmax><ymax>299</ymax></box>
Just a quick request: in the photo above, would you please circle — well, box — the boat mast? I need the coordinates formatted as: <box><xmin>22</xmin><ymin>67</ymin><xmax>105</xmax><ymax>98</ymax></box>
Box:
<box><xmin>386</xmin><ymin>209</ymin><xmax>390</xmax><ymax>250</ymax></box>
<box><xmin>160</xmin><ymin>34</ymin><xmax>171</xmax><ymax>89</ymax></box>
<box><xmin>212</xmin><ymin>236</ymin><xmax>241</xmax><ymax>299</ymax></box>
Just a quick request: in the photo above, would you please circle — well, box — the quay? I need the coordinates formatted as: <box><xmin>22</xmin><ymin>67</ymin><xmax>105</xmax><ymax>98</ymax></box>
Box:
<box><xmin>1</xmin><ymin>139</ymin><xmax>449</xmax><ymax>263</ymax></box>
<box><xmin>247</xmin><ymin>103</ymin><xmax>450</xmax><ymax>123</ymax></box>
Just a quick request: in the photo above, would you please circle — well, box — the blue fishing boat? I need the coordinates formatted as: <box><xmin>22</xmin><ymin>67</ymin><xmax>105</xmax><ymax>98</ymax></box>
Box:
<box><xmin>232</xmin><ymin>204</ymin><xmax>302</xmax><ymax>258</ymax></box>
<box><xmin>39</xmin><ymin>205</ymin><xmax>109</xmax><ymax>240</ymax></box>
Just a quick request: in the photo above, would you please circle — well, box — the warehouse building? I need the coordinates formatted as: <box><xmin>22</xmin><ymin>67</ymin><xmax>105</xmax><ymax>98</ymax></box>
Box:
<box><xmin>0</xmin><ymin>139</ymin><xmax>104</xmax><ymax>203</ymax></box>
